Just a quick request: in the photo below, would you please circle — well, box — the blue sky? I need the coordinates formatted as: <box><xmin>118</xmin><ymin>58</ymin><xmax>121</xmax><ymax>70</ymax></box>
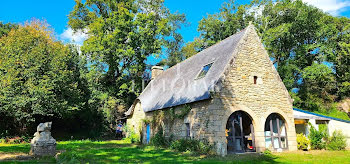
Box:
<box><xmin>0</xmin><ymin>0</ymin><xmax>349</xmax><ymax>65</ymax></box>
<box><xmin>1</xmin><ymin>0</ymin><xmax>349</xmax><ymax>43</ymax></box>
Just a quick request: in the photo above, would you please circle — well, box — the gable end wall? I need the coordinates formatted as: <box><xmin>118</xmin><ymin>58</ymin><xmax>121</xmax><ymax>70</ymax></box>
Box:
<box><xmin>217</xmin><ymin>24</ymin><xmax>297</xmax><ymax>152</ymax></box>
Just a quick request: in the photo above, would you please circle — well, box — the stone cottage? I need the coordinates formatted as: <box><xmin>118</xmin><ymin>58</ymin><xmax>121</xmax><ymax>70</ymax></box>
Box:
<box><xmin>125</xmin><ymin>23</ymin><xmax>297</xmax><ymax>156</ymax></box>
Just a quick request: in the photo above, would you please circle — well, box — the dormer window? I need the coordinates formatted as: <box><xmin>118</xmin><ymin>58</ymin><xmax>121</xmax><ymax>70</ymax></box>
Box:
<box><xmin>196</xmin><ymin>63</ymin><xmax>213</xmax><ymax>79</ymax></box>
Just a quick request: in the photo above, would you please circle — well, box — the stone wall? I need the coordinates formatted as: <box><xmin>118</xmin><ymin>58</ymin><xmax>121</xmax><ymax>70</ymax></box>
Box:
<box><xmin>215</xmin><ymin>24</ymin><xmax>297</xmax><ymax>152</ymax></box>
<box><xmin>126</xmin><ymin>100</ymin><xmax>146</xmax><ymax>142</ymax></box>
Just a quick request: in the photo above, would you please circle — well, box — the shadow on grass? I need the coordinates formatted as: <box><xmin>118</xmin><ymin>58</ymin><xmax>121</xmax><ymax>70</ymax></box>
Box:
<box><xmin>57</xmin><ymin>141</ymin><xmax>193</xmax><ymax>163</ymax></box>
<box><xmin>56</xmin><ymin>141</ymin><xmax>280</xmax><ymax>163</ymax></box>
<box><xmin>200</xmin><ymin>153</ymin><xmax>280</xmax><ymax>164</ymax></box>
<box><xmin>0</xmin><ymin>141</ymin><xmax>281</xmax><ymax>163</ymax></box>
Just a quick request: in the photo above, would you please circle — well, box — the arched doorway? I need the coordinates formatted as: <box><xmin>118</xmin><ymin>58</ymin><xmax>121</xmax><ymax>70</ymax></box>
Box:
<box><xmin>264</xmin><ymin>113</ymin><xmax>288</xmax><ymax>150</ymax></box>
<box><xmin>226</xmin><ymin>111</ymin><xmax>255</xmax><ymax>153</ymax></box>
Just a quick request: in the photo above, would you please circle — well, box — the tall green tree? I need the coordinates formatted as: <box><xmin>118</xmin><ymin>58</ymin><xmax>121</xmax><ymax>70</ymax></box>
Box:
<box><xmin>327</xmin><ymin>17</ymin><xmax>350</xmax><ymax>98</ymax></box>
<box><xmin>0</xmin><ymin>20</ymin><xmax>88</xmax><ymax>135</ymax></box>
<box><xmin>68</xmin><ymin>0</ymin><xmax>185</xmax><ymax>108</ymax></box>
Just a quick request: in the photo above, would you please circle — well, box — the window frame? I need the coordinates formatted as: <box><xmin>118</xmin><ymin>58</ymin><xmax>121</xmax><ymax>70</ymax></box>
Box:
<box><xmin>195</xmin><ymin>63</ymin><xmax>213</xmax><ymax>79</ymax></box>
<box><xmin>265</xmin><ymin>114</ymin><xmax>288</xmax><ymax>150</ymax></box>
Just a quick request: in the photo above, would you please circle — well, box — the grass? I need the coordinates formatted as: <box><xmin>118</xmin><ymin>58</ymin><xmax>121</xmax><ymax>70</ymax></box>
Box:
<box><xmin>1</xmin><ymin>140</ymin><xmax>350</xmax><ymax>163</ymax></box>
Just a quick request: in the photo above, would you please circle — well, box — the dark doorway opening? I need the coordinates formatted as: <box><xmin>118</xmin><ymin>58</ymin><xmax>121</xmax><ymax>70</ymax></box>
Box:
<box><xmin>226</xmin><ymin>111</ymin><xmax>255</xmax><ymax>153</ymax></box>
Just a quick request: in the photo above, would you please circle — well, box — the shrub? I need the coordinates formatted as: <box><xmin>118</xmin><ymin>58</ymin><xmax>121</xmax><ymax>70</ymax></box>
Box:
<box><xmin>150</xmin><ymin>127</ymin><xmax>169</xmax><ymax>147</ymax></box>
<box><xmin>263</xmin><ymin>149</ymin><xmax>272</xmax><ymax>155</ymax></box>
<box><xmin>170</xmin><ymin>138</ymin><xmax>212</xmax><ymax>155</ymax></box>
<box><xmin>297</xmin><ymin>133</ymin><xmax>310</xmax><ymax>150</ymax></box>
<box><xmin>308</xmin><ymin>124</ymin><xmax>326</xmax><ymax>149</ymax></box>
<box><xmin>326</xmin><ymin>130</ymin><xmax>347</xmax><ymax>151</ymax></box>
<box><xmin>123</xmin><ymin>124</ymin><xmax>140</xmax><ymax>143</ymax></box>
<box><xmin>0</xmin><ymin>138</ymin><xmax>4</xmax><ymax>143</ymax></box>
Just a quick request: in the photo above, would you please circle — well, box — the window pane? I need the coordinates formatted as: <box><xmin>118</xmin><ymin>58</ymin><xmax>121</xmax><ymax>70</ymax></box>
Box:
<box><xmin>185</xmin><ymin>123</ymin><xmax>190</xmax><ymax>137</ymax></box>
<box><xmin>279</xmin><ymin>119</ymin><xmax>286</xmax><ymax>136</ymax></box>
<box><xmin>196</xmin><ymin>63</ymin><xmax>213</xmax><ymax>79</ymax></box>
<box><xmin>281</xmin><ymin>137</ymin><xmax>287</xmax><ymax>148</ymax></box>
<box><xmin>273</xmin><ymin>137</ymin><xmax>280</xmax><ymax>148</ymax></box>
<box><xmin>272</xmin><ymin>119</ymin><xmax>278</xmax><ymax>136</ymax></box>
<box><xmin>265</xmin><ymin>137</ymin><xmax>272</xmax><ymax>148</ymax></box>
<box><xmin>265</xmin><ymin>130</ymin><xmax>271</xmax><ymax>136</ymax></box>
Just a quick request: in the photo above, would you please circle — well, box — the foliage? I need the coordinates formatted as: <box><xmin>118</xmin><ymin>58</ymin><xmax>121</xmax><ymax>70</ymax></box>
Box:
<box><xmin>164</xmin><ymin>104</ymin><xmax>192</xmax><ymax>122</ymax></box>
<box><xmin>150</xmin><ymin>126</ymin><xmax>169</xmax><ymax>147</ymax></box>
<box><xmin>299</xmin><ymin>63</ymin><xmax>336</xmax><ymax>110</ymax></box>
<box><xmin>263</xmin><ymin>149</ymin><xmax>272</xmax><ymax>155</ymax></box>
<box><xmin>297</xmin><ymin>133</ymin><xmax>310</xmax><ymax>150</ymax></box>
<box><xmin>170</xmin><ymin>138</ymin><xmax>212</xmax><ymax>155</ymax></box>
<box><xmin>308</xmin><ymin>124</ymin><xmax>327</xmax><ymax>150</ymax></box>
<box><xmin>175</xmin><ymin>104</ymin><xmax>192</xmax><ymax>119</ymax></box>
<box><xmin>0</xmin><ymin>22</ymin><xmax>18</xmax><ymax>38</ymax></box>
<box><xmin>68</xmin><ymin>0</ymin><xmax>185</xmax><ymax>108</ymax></box>
<box><xmin>123</xmin><ymin>124</ymin><xmax>140</xmax><ymax>143</ymax></box>
<box><xmin>0</xmin><ymin>20</ymin><xmax>94</xmax><ymax>136</ymax></box>
<box><xmin>314</xmin><ymin>106</ymin><xmax>350</xmax><ymax>121</ymax></box>
<box><xmin>326</xmin><ymin>130</ymin><xmax>347</xmax><ymax>151</ymax></box>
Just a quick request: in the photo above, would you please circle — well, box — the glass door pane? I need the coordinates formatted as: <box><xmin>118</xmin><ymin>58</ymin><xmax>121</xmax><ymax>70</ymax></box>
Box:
<box><xmin>281</xmin><ymin>137</ymin><xmax>287</xmax><ymax>148</ymax></box>
<box><xmin>273</xmin><ymin>137</ymin><xmax>280</xmax><ymax>148</ymax></box>
<box><xmin>265</xmin><ymin>137</ymin><xmax>272</xmax><ymax>148</ymax></box>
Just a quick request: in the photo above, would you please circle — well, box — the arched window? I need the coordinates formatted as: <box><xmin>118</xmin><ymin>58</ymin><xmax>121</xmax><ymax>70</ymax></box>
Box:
<box><xmin>264</xmin><ymin>113</ymin><xmax>288</xmax><ymax>149</ymax></box>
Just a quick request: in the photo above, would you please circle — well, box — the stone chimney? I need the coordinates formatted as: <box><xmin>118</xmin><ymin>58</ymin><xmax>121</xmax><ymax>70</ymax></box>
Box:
<box><xmin>151</xmin><ymin>66</ymin><xmax>164</xmax><ymax>80</ymax></box>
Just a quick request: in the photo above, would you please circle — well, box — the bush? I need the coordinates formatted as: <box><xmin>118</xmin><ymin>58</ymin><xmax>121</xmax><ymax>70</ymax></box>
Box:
<box><xmin>297</xmin><ymin>133</ymin><xmax>310</xmax><ymax>150</ymax></box>
<box><xmin>123</xmin><ymin>124</ymin><xmax>140</xmax><ymax>143</ymax></box>
<box><xmin>170</xmin><ymin>138</ymin><xmax>212</xmax><ymax>155</ymax></box>
<box><xmin>0</xmin><ymin>138</ymin><xmax>5</xmax><ymax>143</ymax></box>
<box><xmin>308</xmin><ymin>124</ymin><xmax>326</xmax><ymax>150</ymax></box>
<box><xmin>150</xmin><ymin>127</ymin><xmax>169</xmax><ymax>147</ymax></box>
<box><xmin>263</xmin><ymin>149</ymin><xmax>272</xmax><ymax>155</ymax></box>
<box><xmin>326</xmin><ymin>131</ymin><xmax>347</xmax><ymax>151</ymax></box>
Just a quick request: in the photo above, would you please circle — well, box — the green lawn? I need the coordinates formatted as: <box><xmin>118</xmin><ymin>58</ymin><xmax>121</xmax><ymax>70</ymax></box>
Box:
<box><xmin>0</xmin><ymin>140</ymin><xmax>349</xmax><ymax>163</ymax></box>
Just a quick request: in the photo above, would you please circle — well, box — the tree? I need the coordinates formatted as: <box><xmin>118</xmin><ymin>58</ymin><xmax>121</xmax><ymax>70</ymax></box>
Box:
<box><xmin>0</xmin><ymin>20</ymin><xmax>88</xmax><ymax>135</ymax></box>
<box><xmin>68</xmin><ymin>0</ymin><xmax>185</xmax><ymax>109</ymax></box>
<box><xmin>329</xmin><ymin>18</ymin><xmax>350</xmax><ymax>98</ymax></box>
<box><xmin>0</xmin><ymin>22</ymin><xmax>17</xmax><ymax>38</ymax></box>
<box><xmin>298</xmin><ymin>63</ymin><xmax>336</xmax><ymax>111</ymax></box>
<box><xmin>197</xmin><ymin>0</ymin><xmax>254</xmax><ymax>48</ymax></box>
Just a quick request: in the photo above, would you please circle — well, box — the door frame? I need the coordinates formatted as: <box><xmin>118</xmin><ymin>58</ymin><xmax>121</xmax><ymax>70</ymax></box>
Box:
<box><xmin>227</xmin><ymin>111</ymin><xmax>255</xmax><ymax>153</ymax></box>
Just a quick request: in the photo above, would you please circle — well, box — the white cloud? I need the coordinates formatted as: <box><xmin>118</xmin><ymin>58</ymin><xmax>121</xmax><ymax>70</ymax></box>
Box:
<box><xmin>60</xmin><ymin>28</ymin><xmax>88</xmax><ymax>45</ymax></box>
<box><xmin>302</xmin><ymin>0</ymin><xmax>350</xmax><ymax>16</ymax></box>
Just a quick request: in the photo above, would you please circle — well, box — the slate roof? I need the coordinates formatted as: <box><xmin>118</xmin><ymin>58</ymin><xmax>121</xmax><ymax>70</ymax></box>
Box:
<box><xmin>126</xmin><ymin>27</ymin><xmax>247</xmax><ymax>115</ymax></box>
